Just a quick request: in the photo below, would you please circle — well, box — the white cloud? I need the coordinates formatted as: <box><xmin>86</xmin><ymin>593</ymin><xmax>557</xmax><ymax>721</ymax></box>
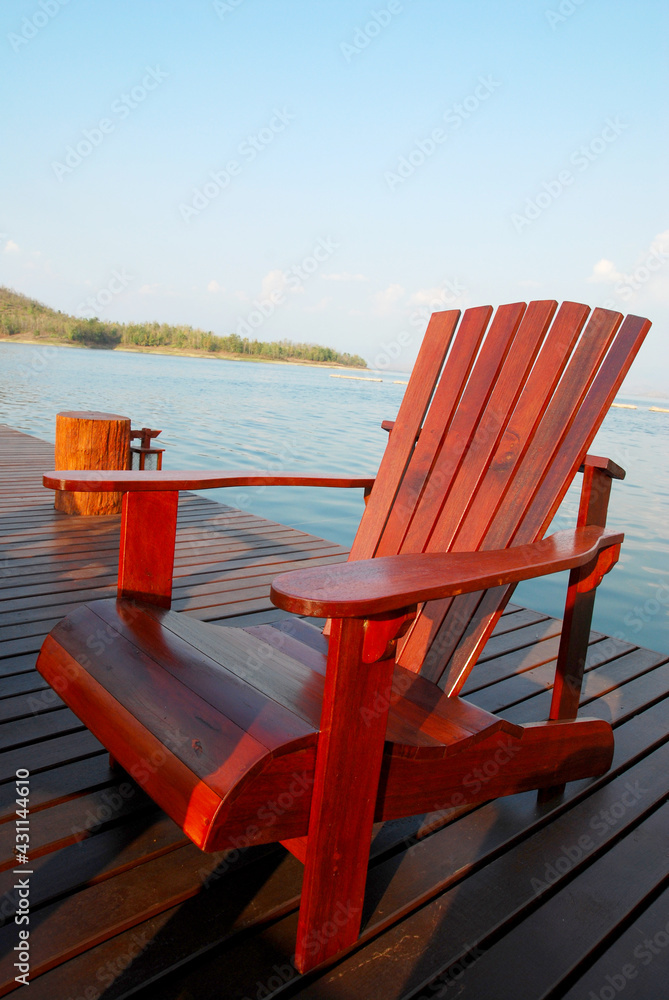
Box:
<box><xmin>651</xmin><ymin>229</ymin><xmax>669</xmax><ymax>255</ymax></box>
<box><xmin>410</xmin><ymin>287</ymin><xmax>442</xmax><ymax>305</ymax></box>
<box><xmin>322</xmin><ymin>272</ymin><xmax>368</xmax><ymax>282</ymax></box>
<box><xmin>3</xmin><ymin>240</ymin><xmax>19</xmax><ymax>254</ymax></box>
<box><xmin>408</xmin><ymin>280</ymin><xmax>465</xmax><ymax>313</ymax></box>
<box><xmin>304</xmin><ymin>296</ymin><xmax>332</xmax><ymax>313</ymax></box>
<box><xmin>588</xmin><ymin>258</ymin><xmax>624</xmax><ymax>283</ymax></box>
<box><xmin>586</xmin><ymin>232</ymin><xmax>669</xmax><ymax>303</ymax></box>
<box><xmin>260</xmin><ymin>269</ymin><xmax>290</xmax><ymax>301</ymax></box>
<box><xmin>371</xmin><ymin>283</ymin><xmax>405</xmax><ymax>315</ymax></box>
<box><xmin>139</xmin><ymin>283</ymin><xmax>160</xmax><ymax>295</ymax></box>
<box><xmin>207</xmin><ymin>280</ymin><xmax>222</xmax><ymax>293</ymax></box>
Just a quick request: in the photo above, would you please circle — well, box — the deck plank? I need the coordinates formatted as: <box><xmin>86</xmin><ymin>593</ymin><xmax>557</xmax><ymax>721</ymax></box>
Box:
<box><xmin>0</xmin><ymin>423</ymin><xmax>667</xmax><ymax>999</ymax></box>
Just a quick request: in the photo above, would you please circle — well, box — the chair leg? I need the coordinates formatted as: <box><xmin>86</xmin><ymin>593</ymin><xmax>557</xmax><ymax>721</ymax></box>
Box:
<box><xmin>539</xmin><ymin>543</ymin><xmax>618</xmax><ymax>803</ymax></box>
<box><xmin>537</xmin><ymin>579</ymin><xmax>596</xmax><ymax>804</ymax></box>
<box><xmin>294</xmin><ymin>618</ymin><xmax>395</xmax><ymax>974</ymax></box>
<box><xmin>550</xmin><ymin>582</ymin><xmax>597</xmax><ymax>723</ymax></box>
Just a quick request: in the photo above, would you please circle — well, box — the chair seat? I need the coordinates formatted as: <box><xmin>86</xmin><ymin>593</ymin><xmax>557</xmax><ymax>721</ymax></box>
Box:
<box><xmin>37</xmin><ymin>598</ymin><xmax>613</xmax><ymax>853</ymax></box>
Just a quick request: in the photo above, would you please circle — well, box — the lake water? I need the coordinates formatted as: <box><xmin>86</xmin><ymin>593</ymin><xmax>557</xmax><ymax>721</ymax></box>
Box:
<box><xmin>1</xmin><ymin>340</ymin><xmax>668</xmax><ymax>655</ymax></box>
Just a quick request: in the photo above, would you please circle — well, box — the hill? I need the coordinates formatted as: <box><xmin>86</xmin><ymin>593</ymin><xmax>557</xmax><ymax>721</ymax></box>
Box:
<box><xmin>0</xmin><ymin>287</ymin><xmax>368</xmax><ymax>368</ymax></box>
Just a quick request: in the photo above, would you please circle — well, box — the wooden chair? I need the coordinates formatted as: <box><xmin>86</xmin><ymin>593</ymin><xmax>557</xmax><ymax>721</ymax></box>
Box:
<box><xmin>37</xmin><ymin>300</ymin><xmax>651</xmax><ymax>973</ymax></box>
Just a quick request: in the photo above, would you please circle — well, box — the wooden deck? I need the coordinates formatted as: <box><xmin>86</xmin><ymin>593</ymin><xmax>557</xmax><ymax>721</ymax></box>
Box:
<box><xmin>0</xmin><ymin>422</ymin><xmax>667</xmax><ymax>999</ymax></box>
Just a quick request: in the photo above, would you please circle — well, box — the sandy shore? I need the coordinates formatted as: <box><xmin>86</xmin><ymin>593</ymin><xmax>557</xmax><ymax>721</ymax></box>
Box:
<box><xmin>0</xmin><ymin>335</ymin><xmax>369</xmax><ymax>370</ymax></box>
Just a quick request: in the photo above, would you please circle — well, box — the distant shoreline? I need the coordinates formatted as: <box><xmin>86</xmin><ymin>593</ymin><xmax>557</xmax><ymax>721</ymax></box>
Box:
<box><xmin>0</xmin><ymin>335</ymin><xmax>369</xmax><ymax>371</ymax></box>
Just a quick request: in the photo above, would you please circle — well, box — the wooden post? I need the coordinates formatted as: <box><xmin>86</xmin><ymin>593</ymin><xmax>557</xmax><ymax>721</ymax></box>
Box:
<box><xmin>118</xmin><ymin>491</ymin><xmax>178</xmax><ymax>607</ymax></box>
<box><xmin>54</xmin><ymin>411</ymin><xmax>131</xmax><ymax>515</ymax></box>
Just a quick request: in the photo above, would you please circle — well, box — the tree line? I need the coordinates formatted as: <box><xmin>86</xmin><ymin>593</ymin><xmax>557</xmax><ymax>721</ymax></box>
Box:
<box><xmin>0</xmin><ymin>287</ymin><xmax>368</xmax><ymax>368</ymax></box>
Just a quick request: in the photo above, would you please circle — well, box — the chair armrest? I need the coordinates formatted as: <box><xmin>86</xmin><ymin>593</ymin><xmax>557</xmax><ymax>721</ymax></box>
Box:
<box><xmin>43</xmin><ymin>470</ymin><xmax>374</xmax><ymax>609</ymax></box>
<box><xmin>270</xmin><ymin>526</ymin><xmax>624</xmax><ymax>618</ymax></box>
<box><xmin>580</xmin><ymin>454</ymin><xmax>625</xmax><ymax>480</ymax></box>
<box><xmin>43</xmin><ymin>470</ymin><xmax>375</xmax><ymax>492</ymax></box>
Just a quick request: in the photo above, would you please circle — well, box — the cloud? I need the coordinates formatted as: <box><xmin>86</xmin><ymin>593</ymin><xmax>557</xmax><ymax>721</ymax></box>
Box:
<box><xmin>371</xmin><ymin>283</ymin><xmax>405</xmax><ymax>315</ymax></box>
<box><xmin>3</xmin><ymin>240</ymin><xmax>19</xmax><ymax>254</ymax></box>
<box><xmin>651</xmin><ymin>229</ymin><xmax>669</xmax><ymax>255</ymax></box>
<box><xmin>260</xmin><ymin>269</ymin><xmax>290</xmax><ymax>300</ymax></box>
<box><xmin>139</xmin><ymin>283</ymin><xmax>160</xmax><ymax>295</ymax></box>
<box><xmin>322</xmin><ymin>272</ymin><xmax>368</xmax><ymax>282</ymax></box>
<box><xmin>409</xmin><ymin>280</ymin><xmax>466</xmax><ymax>312</ymax></box>
<box><xmin>410</xmin><ymin>287</ymin><xmax>444</xmax><ymax>306</ymax></box>
<box><xmin>586</xmin><ymin>232</ymin><xmax>669</xmax><ymax>303</ymax></box>
<box><xmin>207</xmin><ymin>280</ymin><xmax>222</xmax><ymax>293</ymax></box>
<box><xmin>304</xmin><ymin>296</ymin><xmax>332</xmax><ymax>313</ymax></box>
<box><xmin>587</xmin><ymin>258</ymin><xmax>624</xmax><ymax>283</ymax></box>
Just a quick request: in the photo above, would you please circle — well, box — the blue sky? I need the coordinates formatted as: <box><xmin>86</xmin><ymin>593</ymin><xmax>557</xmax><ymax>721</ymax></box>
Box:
<box><xmin>1</xmin><ymin>0</ymin><xmax>667</xmax><ymax>387</ymax></box>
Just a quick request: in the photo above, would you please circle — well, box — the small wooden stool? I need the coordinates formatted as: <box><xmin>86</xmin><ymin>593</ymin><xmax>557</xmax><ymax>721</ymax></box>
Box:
<box><xmin>54</xmin><ymin>411</ymin><xmax>131</xmax><ymax>515</ymax></box>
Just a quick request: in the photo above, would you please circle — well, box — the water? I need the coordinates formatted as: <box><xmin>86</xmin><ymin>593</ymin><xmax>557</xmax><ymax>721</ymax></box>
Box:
<box><xmin>1</xmin><ymin>340</ymin><xmax>668</xmax><ymax>655</ymax></box>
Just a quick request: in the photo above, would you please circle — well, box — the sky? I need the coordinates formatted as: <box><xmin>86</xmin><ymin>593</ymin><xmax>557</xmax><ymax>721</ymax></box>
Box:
<box><xmin>1</xmin><ymin>0</ymin><xmax>667</xmax><ymax>387</ymax></box>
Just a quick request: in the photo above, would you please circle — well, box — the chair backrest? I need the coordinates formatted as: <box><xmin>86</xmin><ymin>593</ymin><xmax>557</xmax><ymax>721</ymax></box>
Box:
<box><xmin>349</xmin><ymin>301</ymin><xmax>651</xmax><ymax>693</ymax></box>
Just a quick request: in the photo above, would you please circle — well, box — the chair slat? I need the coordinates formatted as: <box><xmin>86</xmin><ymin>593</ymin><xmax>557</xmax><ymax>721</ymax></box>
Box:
<box><xmin>433</xmin><ymin>314</ymin><xmax>652</xmax><ymax>693</ymax></box>
<box><xmin>398</xmin><ymin>301</ymin><xmax>587</xmax><ymax>673</ymax></box>
<box><xmin>398</xmin><ymin>303</ymin><xmax>632</xmax><ymax>685</ymax></box>
<box><xmin>349</xmin><ymin>309</ymin><xmax>460</xmax><ymax>562</ymax></box>
<box><xmin>423</xmin><ymin>301</ymin><xmax>590</xmax><ymax>565</ymax></box>
<box><xmin>417</xmin><ymin>299</ymin><xmax>555</xmax><ymax>554</ymax></box>
<box><xmin>517</xmin><ymin>312</ymin><xmax>652</xmax><ymax>544</ymax></box>
<box><xmin>375</xmin><ymin>305</ymin><xmax>495</xmax><ymax>557</ymax></box>
<box><xmin>480</xmin><ymin>307</ymin><xmax>623</xmax><ymax>553</ymax></box>
<box><xmin>397</xmin><ymin>304</ymin><xmax>523</xmax><ymax>556</ymax></box>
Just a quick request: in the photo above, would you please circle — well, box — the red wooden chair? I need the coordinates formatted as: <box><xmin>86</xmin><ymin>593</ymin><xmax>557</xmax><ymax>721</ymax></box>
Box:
<box><xmin>37</xmin><ymin>301</ymin><xmax>651</xmax><ymax>973</ymax></box>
